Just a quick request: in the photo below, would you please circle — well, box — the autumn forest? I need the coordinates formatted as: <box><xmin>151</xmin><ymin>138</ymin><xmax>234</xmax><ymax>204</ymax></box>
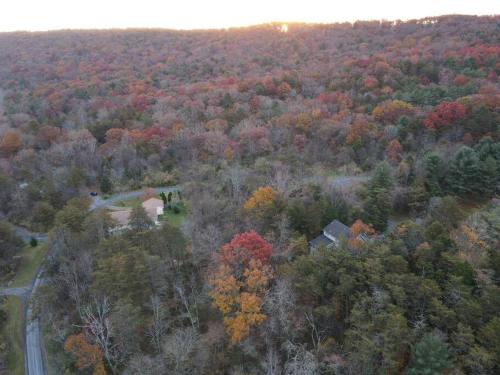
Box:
<box><xmin>0</xmin><ymin>15</ymin><xmax>500</xmax><ymax>375</ymax></box>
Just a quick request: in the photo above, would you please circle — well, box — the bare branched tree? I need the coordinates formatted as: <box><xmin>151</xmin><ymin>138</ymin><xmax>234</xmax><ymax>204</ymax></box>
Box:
<box><xmin>263</xmin><ymin>341</ymin><xmax>281</xmax><ymax>375</ymax></box>
<box><xmin>264</xmin><ymin>277</ymin><xmax>296</xmax><ymax>338</ymax></box>
<box><xmin>57</xmin><ymin>250</ymin><xmax>92</xmax><ymax>312</ymax></box>
<box><xmin>304</xmin><ymin>310</ymin><xmax>324</xmax><ymax>353</ymax></box>
<box><xmin>174</xmin><ymin>278</ymin><xmax>200</xmax><ymax>330</ymax></box>
<box><xmin>163</xmin><ymin>327</ymin><xmax>199</xmax><ymax>374</ymax></box>
<box><xmin>283</xmin><ymin>341</ymin><xmax>319</xmax><ymax>375</ymax></box>
<box><xmin>124</xmin><ymin>353</ymin><xmax>164</xmax><ymax>375</ymax></box>
<box><xmin>226</xmin><ymin>166</ymin><xmax>248</xmax><ymax>204</ymax></box>
<box><xmin>80</xmin><ymin>297</ymin><xmax>118</xmax><ymax>373</ymax></box>
<box><xmin>147</xmin><ymin>294</ymin><xmax>167</xmax><ymax>353</ymax></box>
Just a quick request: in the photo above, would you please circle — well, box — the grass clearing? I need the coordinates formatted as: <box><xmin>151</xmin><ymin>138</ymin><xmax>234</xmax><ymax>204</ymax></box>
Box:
<box><xmin>159</xmin><ymin>202</ymin><xmax>187</xmax><ymax>227</ymax></box>
<box><xmin>114</xmin><ymin>197</ymin><xmax>142</xmax><ymax>208</ymax></box>
<box><xmin>1</xmin><ymin>296</ymin><xmax>24</xmax><ymax>375</ymax></box>
<box><xmin>458</xmin><ymin>199</ymin><xmax>490</xmax><ymax>217</ymax></box>
<box><xmin>11</xmin><ymin>244</ymin><xmax>47</xmax><ymax>288</ymax></box>
<box><xmin>114</xmin><ymin>194</ymin><xmax>188</xmax><ymax>228</ymax></box>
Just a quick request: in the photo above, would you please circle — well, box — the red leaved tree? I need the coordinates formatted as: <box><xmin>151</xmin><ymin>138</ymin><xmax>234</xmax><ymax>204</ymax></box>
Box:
<box><xmin>423</xmin><ymin>101</ymin><xmax>466</xmax><ymax>130</ymax></box>
<box><xmin>219</xmin><ymin>230</ymin><xmax>273</xmax><ymax>267</ymax></box>
<box><xmin>210</xmin><ymin>231</ymin><xmax>273</xmax><ymax>344</ymax></box>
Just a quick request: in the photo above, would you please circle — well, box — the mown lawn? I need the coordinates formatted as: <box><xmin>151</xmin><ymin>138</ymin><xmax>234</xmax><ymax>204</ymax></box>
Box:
<box><xmin>114</xmin><ymin>197</ymin><xmax>142</xmax><ymax>208</ymax></box>
<box><xmin>1</xmin><ymin>296</ymin><xmax>24</xmax><ymax>375</ymax></box>
<box><xmin>115</xmin><ymin>195</ymin><xmax>188</xmax><ymax>228</ymax></box>
<box><xmin>159</xmin><ymin>202</ymin><xmax>187</xmax><ymax>227</ymax></box>
<box><xmin>11</xmin><ymin>244</ymin><xmax>47</xmax><ymax>288</ymax></box>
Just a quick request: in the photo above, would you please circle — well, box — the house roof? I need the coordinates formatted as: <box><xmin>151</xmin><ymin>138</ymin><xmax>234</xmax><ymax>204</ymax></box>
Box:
<box><xmin>309</xmin><ymin>234</ymin><xmax>333</xmax><ymax>248</ymax></box>
<box><xmin>142</xmin><ymin>197</ymin><xmax>164</xmax><ymax>207</ymax></box>
<box><xmin>110</xmin><ymin>210</ymin><xmax>131</xmax><ymax>227</ymax></box>
<box><xmin>142</xmin><ymin>197</ymin><xmax>164</xmax><ymax>220</ymax></box>
<box><xmin>323</xmin><ymin>220</ymin><xmax>351</xmax><ymax>239</ymax></box>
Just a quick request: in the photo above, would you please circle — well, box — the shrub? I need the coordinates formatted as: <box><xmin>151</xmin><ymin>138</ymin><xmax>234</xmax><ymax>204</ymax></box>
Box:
<box><xmin>30</xmin><ymin>237</ymin><xmax>38</xmax><ymax>247</ymax></box>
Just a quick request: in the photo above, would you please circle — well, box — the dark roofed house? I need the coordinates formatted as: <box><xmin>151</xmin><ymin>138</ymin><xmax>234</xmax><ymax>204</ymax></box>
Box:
<box><xmin>309</xmin><ymin>234</ymin><xmax>333</xmax><ymax>249</ymax></box>
<box><xmin>309</xmin><ymin>219</ymin><xmax>367</xmax><ymax>253</ymax></box>
<box><xmin>323</xmin><ymin>220</ymin><xmax>351</xmax><ymax>242</ymax></box>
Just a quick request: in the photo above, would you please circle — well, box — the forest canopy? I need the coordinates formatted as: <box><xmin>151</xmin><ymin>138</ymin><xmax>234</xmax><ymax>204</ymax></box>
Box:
<box><xmin>0</xmin><ymin>14</ymin><xmax>499</xmax><ymax>375</ymax></box>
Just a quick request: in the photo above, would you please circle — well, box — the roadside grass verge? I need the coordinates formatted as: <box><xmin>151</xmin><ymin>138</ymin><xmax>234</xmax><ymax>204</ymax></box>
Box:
<box><xmin>11</xmin><ymin>244</ymin><xmax>47</xmax><ymax>288</ymax></box>
<box><xmin>42</xmin><ymin>324</ymin><xmax>64</xmax><ymax>375</ymax></box>
<box><xmin>1</xmin><ymin>296</ymin><xmax>24</xmax><ymax>375</ymax></box>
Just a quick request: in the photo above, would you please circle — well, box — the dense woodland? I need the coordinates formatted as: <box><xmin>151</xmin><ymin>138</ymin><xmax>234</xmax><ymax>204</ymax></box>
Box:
<box><xmin>0</xmin><ymin>15</ymin><xmax>500</xmax><ymax>374</ymax></box>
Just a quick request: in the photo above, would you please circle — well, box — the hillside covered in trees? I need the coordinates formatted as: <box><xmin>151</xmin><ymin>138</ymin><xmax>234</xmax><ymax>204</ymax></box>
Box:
<box><xmin>0</xmin><ymin>15</ymin><xmax>499</xmax><ymax>374</ymax></box>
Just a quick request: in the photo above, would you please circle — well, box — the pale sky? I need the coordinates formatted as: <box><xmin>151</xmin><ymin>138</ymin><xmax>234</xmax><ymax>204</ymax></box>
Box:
<box><xmin>0</xmin><ymin>0</ymin><xmax>498</xmax><ymax>32</ymax></box>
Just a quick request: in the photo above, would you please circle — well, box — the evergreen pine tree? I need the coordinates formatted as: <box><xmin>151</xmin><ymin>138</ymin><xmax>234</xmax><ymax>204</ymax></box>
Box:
<box><xmin>30</xmin><ymin>236</ymin><xmax>38</xmax><ymax>247</ymax></box>
<box><xmin>447</xmin><ymin>146</ymin><xmax>482</xmax><ymax>197</ymax></box>
<box><xmin>369</xmin><ymin>161</ymin><xmax>393</xmax><ymax>191</ymax></box>
<box><xmin>365</xmin><ymin>162</ymin><xmax>393</xmax><ymax>231</ymax></box>
<box><xmin>424</xmin><ymin>153</ymin><xmax>444</xmax><ymax>196</ymax></box>
<box><xmin>160</xmin><ymin>191</ymin><xmax>167</xmax><ymax>205</ymax></box>
<box><xmin>474</xmin><ymin>136</ymin><xmax>500</xmax><ymax>161</ymax></box>
<box><xmin>408</xmin><ymin>183</ymin><xmax>428</xmax><ymax>213</ymax></box>
<box><xmin>99</xmin><ymin>174</ymin><xmax>112</xmax><ymax>194</ymax></box>
<box><xmin>478</xmin><ymin>317</ymin><xmax>500</xmax><ymax>363</ymax></box>
<box><xmin>407</xmin><ymin>334</ymin><xmax>450</xmax><ymax>375</ymax></box>
<box><xmin>480</xmin><ymin>157</ymin><xmax>498</xmax><ymax>195</ymax></box>
<box><xmin>365</xmin><ymin>188</ymin><xmax>391</xmax><ymax>231</ymax></box>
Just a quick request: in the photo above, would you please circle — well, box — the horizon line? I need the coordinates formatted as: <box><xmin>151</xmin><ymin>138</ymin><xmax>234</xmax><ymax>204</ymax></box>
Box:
<box><xmin>0</xmin><ymin>13</ymin><xmax>498</xmax><ymax>34</ymax></box>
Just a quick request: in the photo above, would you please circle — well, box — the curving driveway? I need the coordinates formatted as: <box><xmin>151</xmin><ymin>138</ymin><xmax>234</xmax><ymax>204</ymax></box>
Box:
<box><xmin>90</xmin><ymin>186</ymin><xmax>180</xmax><ymax>210</ymax></box>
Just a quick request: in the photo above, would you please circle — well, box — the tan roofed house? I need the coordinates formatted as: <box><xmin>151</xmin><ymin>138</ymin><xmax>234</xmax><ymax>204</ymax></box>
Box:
<box><xmin>142</xmin><ymin>197</ymin><xmax>164</xmax><ymax>224</ymax></box>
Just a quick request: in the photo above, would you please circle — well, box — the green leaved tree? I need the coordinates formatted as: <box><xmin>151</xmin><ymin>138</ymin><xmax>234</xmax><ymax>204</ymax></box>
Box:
<box><xmin>407</xmin><ymin>333</ymin><xmax>450</xmax><ymax>375</ymax></box>
<box><xmin>447</xmin><ymin>146</ymin><xmax>482</xmax><ymax>197</ymax></box>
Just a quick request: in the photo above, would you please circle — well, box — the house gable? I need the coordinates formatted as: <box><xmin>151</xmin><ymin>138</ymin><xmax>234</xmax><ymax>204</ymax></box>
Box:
<box><xmin>310</xmin><ymin>219</ymin><xmax>351</xmax><ymax>252</ymax></box>
<box><xmin>323</xmin><ymin>220</ymin><xmax>350</xmax><ymax>241</ymax></box>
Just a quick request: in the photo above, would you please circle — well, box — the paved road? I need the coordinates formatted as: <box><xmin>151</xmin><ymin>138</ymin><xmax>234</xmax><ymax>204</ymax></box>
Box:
<box><xmin>25</xmin><ymin>271</ymin><xmax>44</xmax><ymax>375</ymax></box>
<box><xmin>0</xmin><ymin>287</ymin><xmax>30</xmax><ymax>297</ymax></box>
<box><xmin>0</xmin><ymin>287</ymin><xmax>31</xmax><ymax>297</ymax></box>
<box><xmin>26</xmin><ymin>315</ymin><xmax>42</xmax><ymax>375</ymax></box>
<box><xmin>0</xmin><ymin>224</ymin><xmax>45</xmax><ymax>374</ymax></box>
<box><xmin>1</xmin><ymin>223</ymin><xmax>46</xmax><ymax>375</ymax></box>
<box><xmin>11</xmin><ymin>224</ymin><xmax>47</xmax><ymax>244</ymax></box>
<box><xmin>331</xmin><ymin>175</ymin><xmax>369</xmax><ymax>189</ymax></box>
<box><xmin>22</xmin><ymin>185</ymin><xmax>180</xmax><ymax>375</ymax></box>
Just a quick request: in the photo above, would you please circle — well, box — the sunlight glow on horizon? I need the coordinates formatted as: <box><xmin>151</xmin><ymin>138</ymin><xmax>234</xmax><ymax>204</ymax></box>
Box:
<box><xmin>0</xmin><ymin>0</ymin><xmax>498</xmax><ymax>32</ymax></box>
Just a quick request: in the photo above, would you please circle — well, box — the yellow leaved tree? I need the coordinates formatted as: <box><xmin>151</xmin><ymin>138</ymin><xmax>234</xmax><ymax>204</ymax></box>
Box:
<box><xmin>243</xmin><ymin>186</ymin><xmax>277</xmax><ymax>217</ymax></box>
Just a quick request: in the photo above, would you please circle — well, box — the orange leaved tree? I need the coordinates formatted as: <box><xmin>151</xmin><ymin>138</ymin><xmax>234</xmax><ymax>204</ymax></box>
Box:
<box><xmin>385</xmin><ymin>139</ymin><xmax>402</xmax><ymax>163</ymax></box>
<box><xmin>209</xmin><ymin>231</ymin><xmax>273</xmax><ymax>344</ymax></box>
<box><xmin>348</xmin><ymin>219</ymin><xmax>375</xmax><ymax>249</ymax></box>
<box><xmin>64</xmin><ymin>332</ymin><xmax>107</xmax><ymax>375</ymax></box>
